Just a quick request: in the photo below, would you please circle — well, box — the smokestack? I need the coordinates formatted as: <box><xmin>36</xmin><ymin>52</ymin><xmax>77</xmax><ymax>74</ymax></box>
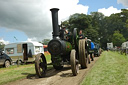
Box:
<box><xmin>50</xmin><ymin>8</ymin><xmax>60</xmax><ymax>38</ymax></box>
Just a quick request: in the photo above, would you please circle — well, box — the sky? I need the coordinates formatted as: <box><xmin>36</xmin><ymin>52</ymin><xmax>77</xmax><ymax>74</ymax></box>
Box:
<box><xmin>0</xmin><ymin>0</ymin><xmax>128</xmax><ymax>44</ymax></box>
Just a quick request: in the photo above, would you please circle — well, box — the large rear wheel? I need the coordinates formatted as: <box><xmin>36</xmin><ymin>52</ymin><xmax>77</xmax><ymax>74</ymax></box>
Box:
<box><xmin>70</xmin><ymin>49</ymin><xmax>79</xmax><ymax>76</ymax></box>
<box><xmin>35</xmin><ymin>53</ymin><xmax>47</xmax><ymax>78</ymax></box>
<box><xmin>79</xmin><ymin>39</ymin><xmax>88</xmax><ymax>69</ymax></box>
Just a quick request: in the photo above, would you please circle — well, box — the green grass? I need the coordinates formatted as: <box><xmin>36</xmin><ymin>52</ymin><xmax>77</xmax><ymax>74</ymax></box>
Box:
<box><xmin>81</xmin><ymin>51</ymin><xmax>128</xmax><ymax>85</ymax></box>
<box><xmin>0</xmin><ymin>54</ymin><xmax>52</xmax><ymax>85</ymax></box>
<box><xmin>44</xmin><ymin>52</ymin><xmax>51</xmax><ymax>63</ymax></box>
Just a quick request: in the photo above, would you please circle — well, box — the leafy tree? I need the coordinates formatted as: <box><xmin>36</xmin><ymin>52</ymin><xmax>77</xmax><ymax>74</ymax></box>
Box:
<box><xmin>62</xmin><ymin>9</ymin><xmax>128</xmax><ymax>49</ymax></box>
<box><xmin>83</xmin><ymin>28</ymin><xmax>99</xmax><ymax>43</ymax></box>
<box><xmin>112</xmin><ymin>31</ymin><xmax>126</xmax><ymax>47</ymax></box>
<box><xmin>126</xmin><ymin>19</ymin><xmax>128</xmax><ymax>28</ymax></box>
<box><xmin>90</xmin><ymin>12</ymin><xmax>105</xmax><ymax>30</ymax></box>
<box><xmin>0</xmin><ymin>42</ymin><xmax>5</xmax><ymax>51</ymax></box>
<box><xmin>68</xmin><ymin>13</ymin><xmax>92</xmax><ymax>31</ymax></box>
<box><xmin>42</xmin><ymin>39</ymin><xmax>50</xmax><ymax>45</ymax></box>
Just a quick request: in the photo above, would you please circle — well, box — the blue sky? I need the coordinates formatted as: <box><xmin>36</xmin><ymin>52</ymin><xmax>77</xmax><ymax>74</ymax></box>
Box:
<box><xmin>0</xmin><ymin>28</ymin><xmax>28</xmax><ymax>43</ymax></box>
<box><xmin>79</xmin><ymin>0</ymin><xmax>125</xmax><ymax>14</ymax></box>
<box><xmin>0</xmin><ymin>0</ymin><xmax>127</xmax><ymax>44</ymax></box>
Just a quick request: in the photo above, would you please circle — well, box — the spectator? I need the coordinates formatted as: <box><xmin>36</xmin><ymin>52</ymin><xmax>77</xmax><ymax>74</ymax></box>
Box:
<box><xmin>91</xmin><ymin>42</ymin><xmax>95</xmax><ymax>49</ymax></box>
<box><xmin>79</xmin><ymin>30</ymin><xmax>84</xmax><ymax>39</ymax></box>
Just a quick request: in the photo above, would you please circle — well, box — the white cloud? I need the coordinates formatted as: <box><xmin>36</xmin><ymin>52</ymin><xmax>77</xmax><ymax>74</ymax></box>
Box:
<box><xmin>98</xmin><ymin>6</ymin><xmax>121</xmax><ymax>16</ymax></box>
<box><xmin>27</xmin><ymin>37</ymin><xmax>38</xmax><ymax>42</ymax></box>
<box><xmin>0</xmin><ymin>38</ymin><xmax>9</xmax><ymax>45</ymax></box>
<box><xmin>0</xmin><ymin>0</ymin><xmax>89</xmax><ymax>41</ymax></box>
<box><xmin>117</xmin><ymin>0</ymin><xmax>128</xmax><ymax>7</ymax></box>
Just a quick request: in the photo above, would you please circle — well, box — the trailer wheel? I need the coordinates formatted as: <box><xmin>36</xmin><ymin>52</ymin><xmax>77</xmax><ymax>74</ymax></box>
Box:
<box><xmin>79</xmin><ymin>39</ymin><xmax>88</xmax><ymax>69</ymax></box>
<box><xmin>70</xmin><ymin>49</ymin><xmax>79</xmax><ymax>76</ymax></box>
<box><xmin>16</xmin><ymin>60</ymin><xmax>23</xmax><ymax>65</ymax></box>
<box><xmin>35</xmin><ymin>53</ymin><xmax>47</xmax><ymax>78</ymax></box>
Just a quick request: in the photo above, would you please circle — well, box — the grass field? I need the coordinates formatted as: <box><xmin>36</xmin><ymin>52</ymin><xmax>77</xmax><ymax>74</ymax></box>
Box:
<box><xmin>44</xmin><ymin>52</ymin><xmax>51</xmax><ymax>63</ymax></box>
<box><xmin>0</xmin><ymin>53</ymin><xmax>52</xmax><ymax>85</ymax></box>
<box><xmin>81</xmin><ymin>51</ymin><xmax>128</xmax><ymax>85</ymax></box>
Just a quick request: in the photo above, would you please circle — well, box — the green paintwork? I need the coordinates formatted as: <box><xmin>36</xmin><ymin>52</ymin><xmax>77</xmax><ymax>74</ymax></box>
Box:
<box><xmin>65</xmin><ymin>42</ymin><xmax>72</xmax><ymax>52</ymax></box>
<box><xmin>51</xmin><ymin>55</ymin><xmax>62</xmax><ymax>66</ymax></box>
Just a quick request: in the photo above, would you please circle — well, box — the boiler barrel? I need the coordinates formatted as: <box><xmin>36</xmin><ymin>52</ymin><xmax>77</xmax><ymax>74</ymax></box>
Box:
<box><xmin>48</xmin><ymin>39</ymin><xmax>72</xmax><ymax>55</ymax></box>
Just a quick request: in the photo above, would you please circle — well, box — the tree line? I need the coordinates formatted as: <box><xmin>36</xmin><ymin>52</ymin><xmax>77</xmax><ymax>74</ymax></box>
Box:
<box><xmin>62</xmin><ymin>9</ymin><xmax>128</xmax><ymax>49</ymax></box>
<box><xmin>1</xmin><ymin>9</ymin><xmax>128</xmax><ymax>50</ymax></box>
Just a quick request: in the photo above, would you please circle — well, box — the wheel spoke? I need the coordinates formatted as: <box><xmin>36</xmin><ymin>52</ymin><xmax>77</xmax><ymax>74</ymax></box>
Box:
<box><xmin>40</xmin><ymin>62</ymin><xmax>46</xmax><ymax>69</ymax></box>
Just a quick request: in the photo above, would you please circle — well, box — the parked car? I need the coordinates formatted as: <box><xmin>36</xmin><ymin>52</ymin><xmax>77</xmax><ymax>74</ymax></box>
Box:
<box><xmin>0</xmin><ymin>51</ymin><xmax>12</xmax><ymax>67</ymax></box>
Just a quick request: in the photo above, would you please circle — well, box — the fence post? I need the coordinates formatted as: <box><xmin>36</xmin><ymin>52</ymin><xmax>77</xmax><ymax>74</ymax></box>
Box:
<box><xmin>17</xmin><ymin>56</ymin><xmax>19</xmax><ymax>67</ymax></box>
<box><xmin>126</xmin><ymin>47</ymin><xmax>128</xmax><ymax>57</ymax></box>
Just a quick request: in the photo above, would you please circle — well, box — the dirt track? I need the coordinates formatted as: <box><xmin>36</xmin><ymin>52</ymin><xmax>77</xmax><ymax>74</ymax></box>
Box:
<box><xmin>5</xmin><ymin>57</ymin><xmax>99</xmax><ymax>85</ymax></box>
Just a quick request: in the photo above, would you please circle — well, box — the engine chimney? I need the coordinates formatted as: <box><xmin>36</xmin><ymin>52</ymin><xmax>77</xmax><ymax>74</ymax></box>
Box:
<box><xmin>50</xmin><ymin>8</ymin><xmax>60</xmax><ymax>38</ymax></box>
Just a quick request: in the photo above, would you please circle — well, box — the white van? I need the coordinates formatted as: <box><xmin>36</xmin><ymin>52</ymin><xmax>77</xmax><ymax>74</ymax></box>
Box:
<box><xmin>122</xmin><ymin>41</ymin><xmax>128</xmax><ymax>49</ymax></box>
<box><xmin>4</xmin><ymin>41</ymin><xmax>44</xmax><ymax>63</ymax></box>
<box><xmin>107</xmin><ymin>43</ymin><xmax>113</xmax><ymax>50</ymax></box>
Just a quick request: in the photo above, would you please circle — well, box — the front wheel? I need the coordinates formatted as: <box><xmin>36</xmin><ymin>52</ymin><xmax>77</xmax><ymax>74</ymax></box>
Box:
<box><xmin>35</xmin><ymin>53</ymin><xmax>47</xmax><ymax>78</ymax></box>
<box><xmin>70</xmin><ymin>49</ymin><xmax>79</xmax><ymax>76</ymax></box>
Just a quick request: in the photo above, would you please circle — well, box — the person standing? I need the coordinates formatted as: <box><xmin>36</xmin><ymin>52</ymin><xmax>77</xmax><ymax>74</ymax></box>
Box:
<box><xmin>90</xmin><ymin>41</ymin><xmax>95</xmax><ymax>61</ymax></box>
<box><xmin>79</xmin><ymin>30</ymin><xmax>84</xmax><ymax>39</ymax></box>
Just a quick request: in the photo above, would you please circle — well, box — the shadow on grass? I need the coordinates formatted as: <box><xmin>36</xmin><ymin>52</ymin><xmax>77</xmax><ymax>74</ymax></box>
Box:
<box><xmin>21</xmin><ymin>73</ymin><xmax>39</xmax><ymax>79</ymax></box>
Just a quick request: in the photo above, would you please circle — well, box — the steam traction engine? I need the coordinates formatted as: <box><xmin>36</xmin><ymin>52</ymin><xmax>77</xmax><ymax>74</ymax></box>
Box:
<box><xmin>35</xmin><ymin>8</ymin><xmax>89</xmax><ymax>78</ymax></box>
